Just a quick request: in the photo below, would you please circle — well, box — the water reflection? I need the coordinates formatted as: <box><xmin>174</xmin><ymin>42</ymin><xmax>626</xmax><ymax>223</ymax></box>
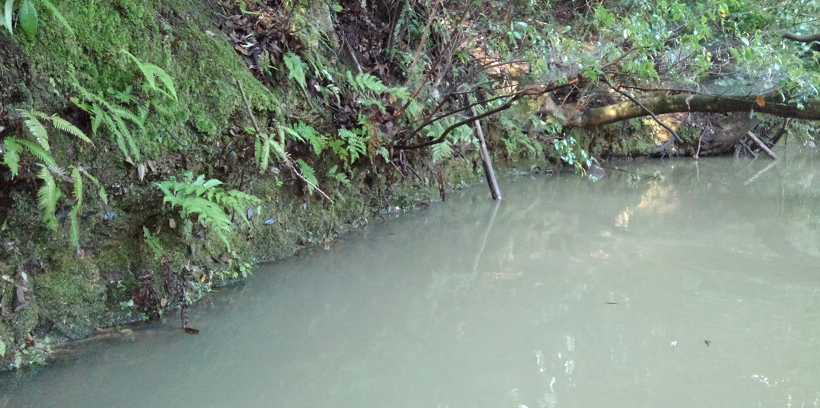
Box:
<box><xmin>2</xmin><ymin>150</ymin><xmax>820</xmax><ymax>407</ymax></box>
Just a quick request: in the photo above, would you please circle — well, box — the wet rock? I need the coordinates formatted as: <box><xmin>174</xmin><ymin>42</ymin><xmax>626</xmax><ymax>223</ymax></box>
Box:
<box><xmin>588</xmin><ymin>164</ymin><xmax>606</xmax><ymax>179</ymax></box>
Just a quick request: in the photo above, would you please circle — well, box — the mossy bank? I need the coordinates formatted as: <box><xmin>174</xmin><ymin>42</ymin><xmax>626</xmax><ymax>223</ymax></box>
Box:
<box><xmin>0</xmin><ymin>0</ymin><xmax>700</xmax><ymax>369</ymax></box>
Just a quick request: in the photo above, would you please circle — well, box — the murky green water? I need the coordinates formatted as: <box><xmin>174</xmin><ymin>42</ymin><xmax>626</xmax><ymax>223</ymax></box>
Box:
<box><xmin>2</xmin><ymin>151</ymin><xmax>820</xmax><ymax>408</ymax></box>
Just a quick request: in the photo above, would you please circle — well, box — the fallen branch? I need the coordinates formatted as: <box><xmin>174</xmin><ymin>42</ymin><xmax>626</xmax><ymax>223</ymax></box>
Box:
<box><xmin>605</xmin><ymin>81</ymin><xmax>682</xmax><ymax>142</ymax></box>
<box><xmin>746</xmin><ymin>131</ymin><xmax>780</xmax><ymax>160</ymax></box>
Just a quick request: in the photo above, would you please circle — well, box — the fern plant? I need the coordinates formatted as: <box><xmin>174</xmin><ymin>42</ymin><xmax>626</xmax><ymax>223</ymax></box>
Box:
<box><xmin>121</xmin><ymin>50</ymin><xmax>177</xmax><ymax>101</ymax></box>
<box><xmin>35</xmin><ymin>164</ymin><xmax>61</xmax><ymax>231</ymax></box>
<box><xmin>3</xmin><ymin>0</ymin><xmax>73</xmax><ymax>39</ymax></box>
<box><xmin>70</xmin><ymin>79</ymin><xmax>145</xmax><ymax>162</ymax></box>
<box><xmin>70</xmin><ymin>53</ymin><xmax>176</xmax><ymax>162</ymax></box>
<box><xmin>344</xmin><ymin>71</ymin><xmax>409</xmax><ymax>113</ymax></box>
<box><xmin>157</xmin><ymin>173</ymin><xmax>262</xmax><ymax>251</ymax></box>
<box><xmin>1</xmin><ymin>110</ymin><xmax>106</xmax><ymax>251</ymax></box>
<box><xmin>280</xmin><ymin>121</ymin><xmax>326</xmax><ymax>154</ymax></box>
<box><xmin>283</xmin><ymin>52</ymin><xmax>308</xmax><ymax>91</ymax></box>
<box><xmin>337</xmin><ymin>128</ymin><xmax>367</xmax><ymax>163</ymax></box>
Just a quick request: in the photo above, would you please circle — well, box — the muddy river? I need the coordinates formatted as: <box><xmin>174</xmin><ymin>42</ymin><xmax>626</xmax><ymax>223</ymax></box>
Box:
<box><xmin>2</xmin><ymin>151</ymin><xmax>819</xmax><ymax>407</ymax></box>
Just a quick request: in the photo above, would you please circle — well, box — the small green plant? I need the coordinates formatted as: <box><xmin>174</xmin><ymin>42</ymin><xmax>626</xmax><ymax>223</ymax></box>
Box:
<box><xmin>70</xmin><ymin>51</ymin><xmax>176</xmax><ymax>162</ymax></box>
<box><xmin>157</xmin><ymin>173</ymin><xmax>261</xmax><ymax>251</ymax></box>
<box><xmin>554</xmin><ymin>137</ymin><xmax>597</xmax><ymax>175</ymax></box>
<box><xmin>2</xmin><ymin>109</ymin><xmax>106</xmax><ymax>250</ymax></box>
<box><xmin>344</xmin><ymin>71</ymin><xmax>409</xmax><ymax>113</ymax></box>
<box><xmin>3</xmin><ymin>0</ymin><xmax>73</xmax><ymax>39</ymax></box>
<box><xmin>283</xmin><ymin>52</ymin><xmax>308</xmax><ymax>91</ymax></box>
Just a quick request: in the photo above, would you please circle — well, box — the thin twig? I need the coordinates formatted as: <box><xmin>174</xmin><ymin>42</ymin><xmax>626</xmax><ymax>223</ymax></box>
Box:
<box><xmin>405</xmin><ymin>0</ymin><xmax>442</xmax><ymax>85</ymax></box>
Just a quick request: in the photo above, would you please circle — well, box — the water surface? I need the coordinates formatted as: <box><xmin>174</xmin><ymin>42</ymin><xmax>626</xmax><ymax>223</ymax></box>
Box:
<box><xmin>2</xmin><ymin>152</ymin><xmax>819</xmax><ymax>407</ymax></box>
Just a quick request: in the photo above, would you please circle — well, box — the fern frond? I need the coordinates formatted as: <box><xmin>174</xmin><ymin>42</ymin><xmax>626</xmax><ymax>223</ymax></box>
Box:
<box><xmin>387</xmin><ymin>86</ymin><xmax>410</xmax><ymax>102</ymax></box>
<box><xmin>68</xmin><ymin>167</ymin><xmax>82</xmax><ymax>248</ymax></box>
<box><xmin>44</xmin><ymin>113</ymin><xmax>93</xmax><ymax>145</ymax></box>
<box><xmin>79</xmin><ymin>168</ymin><xmax>109</xmax><ymax>205</ymax></box>
<box><xmin>259</xmin><ymin>133</ymin><xmax>270</xmax><ymax>171</ymax></box>
<box><xmin>48</xmin><ymin>165</ymin><xmax>70</xmax><ymax>181</ymax></box>
<box><xmin>432</xmin><ymin>140</ymin><xmax>453</xmax><ymax>163</ymax></box>
<box><xmin>121</xmin><ymin>50</ymin><xmax>177</xmax><ymax>100</ymax></box>
<box><xmin>2</xmin><ymin>137</ymin><xmax>22</xmax><ymax>177</ymax></box>
<box><xmin>109</xmin><ymin>109</ymin><xmax>140</xmax><ymax>161</ymax></box>
<box><xmin>339</xmin><ymin>129</ymin><xmax>367</xmax><ymax>163</ymax></box>
<box><xmin>283</xmin><ymin>52</ymin><xmax>307</xmax><ymax>90</ymax></box>
<box><xmin>16</xmin><ymin>139</ymin><xmax>57</xmax><ymax>166</ymax></box>
<box><xmin>107</xmin><ymin>103</ymin><xmax>146</xmax><ymax>133</ymax></box>
<box><xmin>38</xmin><ymin>0</ymin><xmax>74</xmax><ymax>35</ymax></box>
<box><xmin>36</xmin><ymin>165</ymin><xmax>62</xmax><ymax>231</ymax></box>
<box><xmin>19</xmin><ymin>109</ymin><xmax>50</xmax><ymax>151</ymax></box>
<box><xmin>296</xmin><ymin>159</ymin><xmax>318</xmax><ymax>195</ymax></box>
<box><xmin>356</xmin><ymin>73</ymin><xmax>387</xmax><ymax>93</ymax></box>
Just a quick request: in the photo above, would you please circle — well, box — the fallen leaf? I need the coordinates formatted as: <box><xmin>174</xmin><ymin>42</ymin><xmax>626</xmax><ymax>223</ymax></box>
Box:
<box><xmin>137</xmin><ymin>163</ymin><xmax>146</xmax><ymax>181</ymax></box>
<box><xmin>183</xmin><ymin>327</ymin><xmax>200</xmax><ymax>335</ymax></box>
<box><xmin>169</xmin><ymin>218</ymin><xmax>176</xmax><ymax>229</ymax></box>
<box><xmin>146</xmin><ymin>160</ymin><xmax>157</xmax><ymax>172</ymax></box>
<box><xmin>756</xmin><ymin>95</ymin><xmax>765</xmax><ymax>107</ymax></box>
<box><xmin>200</xmin><ymin>273</ymin><xmax>207</xmax><ymax>282</ymax></box>
<box><xmin>120</xmin><ymin>328</ymin><xmax>133</xmax><ymax>335</ymax></box>
<box><xmin>160</xmin><ymin>297</ymin><xmax>167</xmax><ymax>308</ymax></box>
<box><xmin>205</xmin><ymin>30</ymin><xmax>215</xmax><ymax>36</ymax></box>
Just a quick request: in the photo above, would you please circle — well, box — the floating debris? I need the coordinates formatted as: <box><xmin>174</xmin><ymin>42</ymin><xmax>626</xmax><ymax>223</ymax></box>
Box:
<box><xmin>137</xmin><ymin>163</ymin><xmax>146</xmax><ymax>181</ymax></box>
<box><xmin>264</xmin><ymin>218</ymin><xmax>276</xmax><ymax>225</ymax></box>
<box><xmin>704</xmin><ymin>340</ymin><xmax>711</xmax><ymax>347</ymax></box>
<box><xmin>671</xmin><ymin>341</ymin><xmax>678</xmax><ymax>348</ymax></box>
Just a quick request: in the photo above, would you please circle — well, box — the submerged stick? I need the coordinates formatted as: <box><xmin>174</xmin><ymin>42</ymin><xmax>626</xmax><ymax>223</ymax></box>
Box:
<box><xmin>746</xmin><ymin>131</ymin><xmax>780</xmax><ymax>160</ymax></box>
<box><xmin>744</xmin><ymin>160</ymin><xmax>779</xmax><ymax>185</ymax></box>
<box><xmin>470</xmin><ymin>107</ymin><xmax>502</xmax><ymax>200</ymax></box>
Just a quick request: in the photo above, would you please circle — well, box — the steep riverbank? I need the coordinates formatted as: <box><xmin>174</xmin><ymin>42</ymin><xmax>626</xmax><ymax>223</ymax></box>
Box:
<box><xmin>0</xmin><ymin>0</ymin><xmax>778</xmax><ymax>369</ymax></box>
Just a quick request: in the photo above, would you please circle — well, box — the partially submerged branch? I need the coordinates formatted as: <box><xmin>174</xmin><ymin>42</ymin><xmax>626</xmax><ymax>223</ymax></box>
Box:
<box><xmin>563</xmin><ymin>94</ymin><xmax>820</xmax><ymax>127</ymax></box>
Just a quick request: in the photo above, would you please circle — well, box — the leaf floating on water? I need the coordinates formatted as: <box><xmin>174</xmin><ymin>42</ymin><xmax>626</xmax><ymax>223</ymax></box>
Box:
<box><xmin>704</xmin><ymin>340</ymin><xmax>711</xmax><ymax>347</ymax></box>
<box><xmin>183</xmin><ymin>327</ymin><xmax>200</xmax><ymax>335</ymax></box>
<box><xmin>264</xmin><ymin>218</ymin><xmax>276</xmax><ymax>225</ymax></box>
